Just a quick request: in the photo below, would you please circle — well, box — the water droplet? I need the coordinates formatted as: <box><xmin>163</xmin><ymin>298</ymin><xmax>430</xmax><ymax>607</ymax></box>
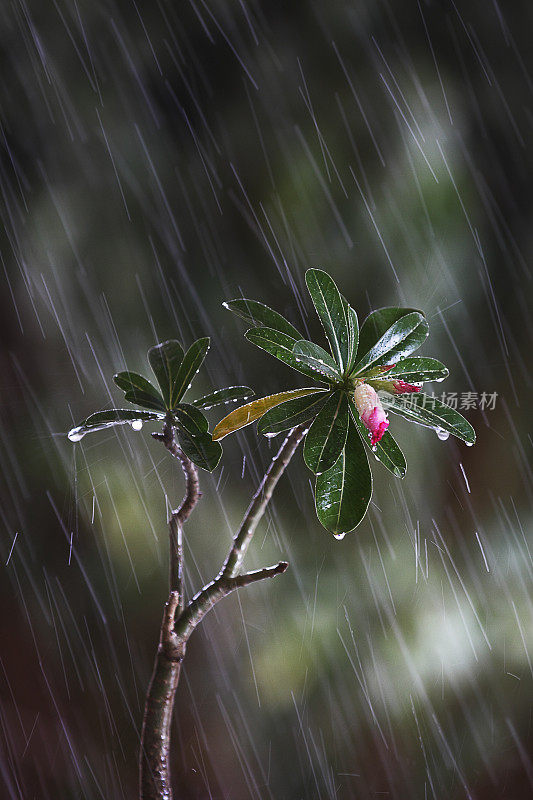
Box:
<box><xmin>264</xmin><ymin>431</ymin><xmax>280</xmax><ymax>439</ymax></box>
<box><xmin>465</xmin><ymin>440</ymin><xmax>474</xmax><ymax>447</ymax></box>
<box><xmin>435</xmin><ymin>427</ymin><xmax>449</xmax><ymax>441</ymax></box>
<box><xmin>68</xmin><ymin>427</ymin><xmax>84</xmax><ymax>442</ymax></box>
<box><xmin>333</xmin><ymin>531</ymin><xmax>346</xmax><ymax>540</ymax></box>
<box><xmin>130</xmin><ymin>420</ymin><xmax>143</xmax><ymax>431</ymax></box>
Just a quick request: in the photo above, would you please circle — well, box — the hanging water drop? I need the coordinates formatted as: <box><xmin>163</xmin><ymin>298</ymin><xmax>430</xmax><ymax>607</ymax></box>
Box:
<box><xmin>333</xmin><ymin>531</ymin><xmax>346</xmax><ymax>540</ymax></box>
<box><xmin>435</xmin><ymin>427</ymin><xmax>449</xmax><ymax>441</ymax></box>
<box><xmin>130</xmin><ymin>420</ymin><xmax>143</xmax><ymax>431</ymax></box>
<box><xmin>68</xmin><ymin>427</ymin><xmax>84</xmax><ymax>442</ymax></box>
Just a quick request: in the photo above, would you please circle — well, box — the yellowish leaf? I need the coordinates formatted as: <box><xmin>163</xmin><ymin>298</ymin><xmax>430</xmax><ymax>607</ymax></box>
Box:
<box><xmin>212</xmin><ymin>389</ymin><xmax>319</xmax><ymax>440</ymax></box>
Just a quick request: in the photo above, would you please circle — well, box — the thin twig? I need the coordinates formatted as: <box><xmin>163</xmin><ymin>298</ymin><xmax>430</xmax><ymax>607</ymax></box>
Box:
<box><xmin>221</xmin><ymin>424</ymin><xmax>307</xmax><ymax>577</ymax></box>
<box><xmin>174</xmin><ymin>424</ymin><xmax>307</xmax><ymax>640</ymax></box>
<box><xmin>153</xmin><ymin>418</ymin><xmax>201</xmax><ymax>612</ymax></box>
<box><xmin>175</xmin><ymin>561</ymin><xmax>289</xmax><ymax>640</ymax></box>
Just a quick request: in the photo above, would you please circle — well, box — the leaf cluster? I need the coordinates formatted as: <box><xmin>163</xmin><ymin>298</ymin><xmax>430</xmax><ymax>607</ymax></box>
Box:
<box><xmin>216</xmin><ymin>269</ymin><xmax>474</xmax><ymax>534</ymax></box>
<box><xmin>68</xmin><ymin>338</ymin><xmax>252</xmax><ymax>471</ymax></box>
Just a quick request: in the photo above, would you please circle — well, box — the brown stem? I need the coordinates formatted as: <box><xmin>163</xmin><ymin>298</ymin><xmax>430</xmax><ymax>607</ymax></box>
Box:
<box><xmin>139</xmin><ymin>592</ymin><xmax>184</xmax><ymax>800</ymax></box>
<box><xmin>139</xmin><ymin>423</ymin><xmax>306</xmax><ymax>799</ymax></box>
<box><xmin>140</xmin><ymin>422</ymin><xmax>199</xmax><ymax>800</ymax></box>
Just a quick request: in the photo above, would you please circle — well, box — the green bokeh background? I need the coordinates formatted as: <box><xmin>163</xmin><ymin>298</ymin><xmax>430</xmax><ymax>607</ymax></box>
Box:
<box><xmin>1</xmin><ymin>1</ymin><xmax>532</xmax><ymax>798</ymax></box>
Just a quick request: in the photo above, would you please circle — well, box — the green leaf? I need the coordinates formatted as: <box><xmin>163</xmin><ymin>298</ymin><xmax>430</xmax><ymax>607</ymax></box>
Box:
<box><xmin>315</xmin><ymin>414</ymin><xmax>372</xmax><ymax>535</ymax></box>
<box><xmin>148</xmin><ymin>340</ymin><xmax>184</xmax><ymax>408</ymax></box>
<box><xmin>352</xmin><ymin>312</ymin><xmax>429</xmax><ymax>376</ymax></box>
<box><xmin>223</xmin><ymin>298</ymin><xmax>302</xmax><ymax>339</ymax></box>
<box><xmin>292</xmin><ymin>340</ymin><xmax>341</xmax><ymax>382</ymax></box>
<box><xmin>113</xmin><ymin>371</ymin><xmax>165</xmax><ymax>409</ymax></box>
<box><xmin>382</xmin><ymin>393</ymin><xmax>476</xmax><ymax>444</ymax></box>
<box><xmin>257</xmin><ymin>391</ymin><xmax>330</xmax><ymax>436</ymax></box>
<box><xmin>174</xmin><ymin>404</ymin><xmax>209</xmax><ymax>435</ymax></box>
<box><xmin>191</xmin><ymin>386</ymin><xmax>254</xmax><ymax>410</ymax></box>
<box><xmin>124</xmin><ymin>391</ymin><xmax>167</xmax><ymax>412</ymax></box>
<box><xmin>303</xmin><ymin>392</ymin><xmax>349</xmax><ymax>474</ymax></box>
<box><xmin>68</xmin><ymin>409</ymin><xmax>164</xmax><ymax>442</ymax></box>
<box><xmin>344</xmin><ymin>300</ymin><xmax>359</xmax><ymax>374</ymax></box>
<box><xmin>358</xmin><ymin>307</ymin><xmax>422</xmax><ymax>361</ymax></box>
<box><xmin>177</xmin><ymin>429</ymin><xmax>222</xmax><ymax>471</ymax></box>
<box><xmin>368</xmin><ymin>357</ymin><xmax>449</xmax><ymax>384</ymax></box>
<box><xmin>245</xmin><ymin>328</ymin><xmax>327</xmax><ymax>381</ymax></box>
<box><xmin>305</xmin><ymin>269</ymin><xmax>351</xmax><ymax>371</ymax></box>
<box><xmin>171</xmin><ymin>338</ymin><xmax>210</xmax><ymax>406</ymax></box>
<box><xmin>349</xmin><ymin>400</ymin><xmax>406</xmax><ymax>478</ymax></box>
<box><xmin>212</xmin><ymin>388</ymin><xmax>319</xmax><ymax>440</ymax></box>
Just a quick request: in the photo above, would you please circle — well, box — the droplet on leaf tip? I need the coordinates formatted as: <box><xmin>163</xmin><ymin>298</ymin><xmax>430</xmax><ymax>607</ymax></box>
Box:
<box><xmin>333</xmin><ymin>531</ymin><xmax>346</xmax><ymax>540</ymax></box>
<box><xmin>68</xmin><ymin>428</ymin><xmax>84</xmax><ymax>442</ymax></box>
<box><xmin>130</xmin><ymin>420</ymin><xmax>143</xmax><ymax>431</ymax></box>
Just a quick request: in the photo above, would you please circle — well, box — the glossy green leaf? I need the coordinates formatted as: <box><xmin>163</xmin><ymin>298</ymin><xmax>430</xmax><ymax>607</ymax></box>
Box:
<box><xmin>352</xmin><ymin>312</ymin><xmax>429</xmax><ymax>376</ymax></box>
<box><xmin>191</xmin><ymin>386</ymin><xmax>254</xmax><ymax>410</ymax></box>
<box><xmin>349</xmin><ymin>400</ymin><xmax>406</xmax><ymax>478</ymax></box>
<box><xmin>177</xmin><ymin>429</ymin><xmax>222</xmax><ymax>471</ymax></box>
<box><xmin>344</xmin><ymin>300</ymin><xmax>359</xmax><ymax>374</ymax></box>
<box><xmin>292</xmin><ymin>340</ymin><xmax>341</xmax><ymax>382</ymax></box>
<box><xmin>223</xmin><ymin>298</ymin><xmax>302</xmax><ymax>339</ymax></box>
<box><xmin>148</xmin><ymin>340</ymin><xmax>184</xmax><ymax>408</ymax></box>
<box><xmin>124</xmin><ymin>391</ymin><xmax>167</xmax><ymax>412</ymax></box>
<box><xmin>315</xmin><ymin>414</ymin><xmax>372</xmax><ymax>535</ymax></box>
<box><xmin>174</xmin><ymin>404</ymin><xmax>209</xmax><ymax>435</ymax></box>
<box><xmin>358</xmin><ymin>307</ymin><xmax>422</xmax><ymax>361</ymax></box>
<box><xmin>382</xmin><ymin>392</ymin><xmax>476</xmax><ymax>444</ymax></box>
<box><xmin>212</xmin><ymin>388</ymin><xmax>319</xmax><ymax>440</ymax></box>
<box><xmin>303</xmin><ymin>392</ymin><xmax>349</xmax><ymax>474</ymax></box>
<box><xmin>113</xmin><ymin>371</ymin><xmax>164</xmax><ymax>408</ymax></box>
<box><xmin>257</xmin><ymin>391</ymin><xmax>330</xmax><ymax>436</ymax></box>
<box><xmin>171</xmin><ymin>338</ymin><xmax>210</xmax><ymax>406</ymax></box>
<box><xmin>305</xmin><ymin>269</ymin><xmax>351</xmax><ymax>370</ymax></box>
<box><xmin>245</xmin><ymin>328</ymin><xmax>326</xmax><ymax>381</ymax></box>
<box><xmin>68</xmin><ymin>409</ymin><xmax>164</xmax><ymax>442</ymax></box>
<box><xmin>368</xmin><ymin>357</ymin><xmax>449</xmax><ymax>384</ymax></box>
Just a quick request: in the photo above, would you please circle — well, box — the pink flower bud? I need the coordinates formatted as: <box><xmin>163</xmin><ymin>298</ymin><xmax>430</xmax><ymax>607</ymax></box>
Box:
<box><xmin>353</xmin><ymin>383</ymin><xmax>389</xmax><ymax>446</ymax></box>
<box><xmin>367</xmin><ymin>378</ymin><xmax>422</xmax><ymax>395</ymax></box>
<box><xmin>392</xmin><ymin>380</ymin><xmax>421</xmax><ymax>394</ymax></box>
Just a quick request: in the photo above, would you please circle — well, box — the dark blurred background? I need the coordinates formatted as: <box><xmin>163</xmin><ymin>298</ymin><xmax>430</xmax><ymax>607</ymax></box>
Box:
<box><xmin>1</xmin><ymin>1</ymin><xmax>532</xmax><ymax>797</ymax></box>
